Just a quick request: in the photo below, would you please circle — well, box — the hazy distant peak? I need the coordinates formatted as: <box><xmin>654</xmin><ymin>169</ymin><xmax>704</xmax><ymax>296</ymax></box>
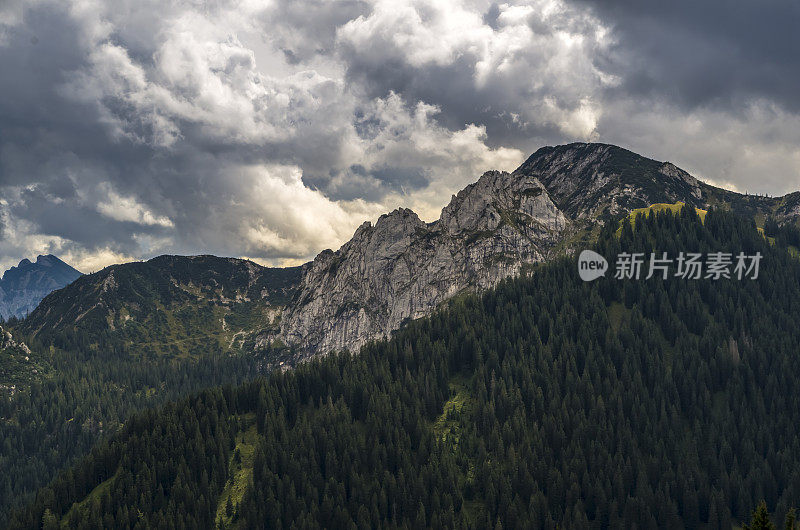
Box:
<box><xmin>0</xmin><ymin>255</ymin><xmax>82</xmax><ymax>320</ymax></box>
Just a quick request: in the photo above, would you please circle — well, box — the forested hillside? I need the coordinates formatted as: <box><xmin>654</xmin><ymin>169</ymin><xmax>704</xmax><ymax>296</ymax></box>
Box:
<box><xmin>0</xmin><ymin>255</ymin><xmax>305</xmax><ymax>518</ymax></box>
<box><xmin>9</xmin><ymin>207</ymin><xmax>800</xmax><ymax>528</ymax></box>
<box><xmin>0</xmin><ymin>345</ymin><xmax>261</xmax><ymax>522</ymax></box>
<box><xmin>20</xmin><ymin>255</ymin><xmax>301</xmax><ymax>356</ymax></box>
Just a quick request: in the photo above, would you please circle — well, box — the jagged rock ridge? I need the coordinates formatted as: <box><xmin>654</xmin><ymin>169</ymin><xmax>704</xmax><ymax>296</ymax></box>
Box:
<box><xmin>272</xmin><ymin>170</ymin><xmax>567</xmax><ymax>357</ymax></box>
<box><xmin>20</xmin><ymin>143</ymin><xmax>800</xmax><ymax>362</ymax></box>
<box><xmin>272</xmin><ymin>143</ymin><xmax>800</xmax><ymax>358</ymax></box>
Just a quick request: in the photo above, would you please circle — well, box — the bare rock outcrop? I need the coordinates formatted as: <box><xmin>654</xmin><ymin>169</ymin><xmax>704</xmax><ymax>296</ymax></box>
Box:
<box><xmin>275</xmin><ymin>170</ymin><xmax>568</xmax><ymax>358</ymax></box>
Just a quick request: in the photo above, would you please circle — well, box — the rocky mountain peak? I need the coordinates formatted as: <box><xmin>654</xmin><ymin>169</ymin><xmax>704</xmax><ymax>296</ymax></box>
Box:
<box><xmin>36</xmin><ymin>255</ymin><xmax>58</xmax><ymax>266</ymax></box>
<box><xmin>514</xmin><ymin>142</ymin><xmax>706</xmax><ymax>220</ymax></box>
<box><xmin>272</xmin><ymin>166</ymin><xmax>568</xmax><ymax>358</ymax></box>
<box><xmin>371</xmin><ymin>208</ymin><xmax>426</xmax><ymax>239</ymax></box>
<box><xmin>0</xmin><ymin>255</ymin><xmax>82</xmax><ymax>320</ymax></box>
<box><xmin>440</xmin><ymin>170</ymin><xmax>565</xmax><ymax>236</ymax></box>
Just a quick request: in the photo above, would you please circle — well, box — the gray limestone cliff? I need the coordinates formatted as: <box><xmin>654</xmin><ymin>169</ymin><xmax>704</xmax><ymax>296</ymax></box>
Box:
<box><xmin>267</xmin><ymin>143</ymin><xmax>800</xmax><ymax>360</ymax></box>
<box><xmin>273</xmin><ymin>170</ymin><xmax>567</xmax><ymax>358</ymax></box>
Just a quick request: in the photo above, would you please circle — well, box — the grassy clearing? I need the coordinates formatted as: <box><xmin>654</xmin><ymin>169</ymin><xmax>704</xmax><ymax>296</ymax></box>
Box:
<box><xmin>432</xmin><ymin>375</ymin><xmax>486</xmax><ymax>525</ymax></box>
<box><xmin>755</xmin><ymin>228</ymin><xmax>800</xmax><ymax>260</ymax></box>
<box><xmin>61</xmin><ymin>470</ymin><xmax>119</xmax><ymax>526</ymax></box>
<box><xmin>617</xmin><ymin>202</ymin><xmax>707</xmax><ymax>236</ymax></box>
<box><xmin>433</xmin><ymin>375</ymin><xmax>474</xmax><ymax>450</ymax></box>
<box><xmin>214</xmin><ymin>413</ymin><xmax>258</xmax><ymax>528</ymax></box>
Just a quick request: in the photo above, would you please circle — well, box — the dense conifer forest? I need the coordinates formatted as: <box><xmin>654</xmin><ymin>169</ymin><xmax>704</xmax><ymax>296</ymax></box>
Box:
<box><xmin>0</xmin><ymin>257</ymin><xmax>296</xmax><ymax>517</ymax></box>
<box><xmin>7</xmin><ymin>206</ymin><xmax>800</xmax><ymax>528</ymax></box>
<box><xmin>0</xmin><ymin>343</ymin><xmax>259</xmax><ymax>520</ymax></box>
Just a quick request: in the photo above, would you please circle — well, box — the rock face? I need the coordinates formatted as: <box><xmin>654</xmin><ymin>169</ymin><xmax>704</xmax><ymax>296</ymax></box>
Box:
<box><xmin>275</xmin><ymin>170</ymin><xmax>567</xmax><ymax>357</ymax></box>
<box><xmin>0</xmin><ymin>325</ymin><xmax>29</xmax><ymax>354</ymax></box>
<box><xmin>514</xmin><ymin>143</ymin><xmax>707</xmax><ymax>220</ymax></box>
<box><xmin>0</xmin><ymin>255</ymin><xmax>82</xmax><ymax>320</ymax></box>
<box><xmin>272</xmin><ymin>142</ymin><xmax>800</xmax><ymax>359</ymax></box>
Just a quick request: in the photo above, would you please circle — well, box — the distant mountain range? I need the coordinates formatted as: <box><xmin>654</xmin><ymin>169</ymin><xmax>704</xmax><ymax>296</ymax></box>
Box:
<box><xmin>19</xmin><ymin>143</ymin><xmax>800</xmax><ymax>363</ymax></box>
<box><xmin>0</xmin><ymin>255</ymin><xmax>82</xmax><ymax>320</ymax></box>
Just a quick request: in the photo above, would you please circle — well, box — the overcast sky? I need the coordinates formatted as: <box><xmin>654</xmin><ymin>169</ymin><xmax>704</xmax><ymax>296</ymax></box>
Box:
<box><xmin>0</xmin><ymin>0</ymin><xmax>798</xmax><ymax>272</ymax></box>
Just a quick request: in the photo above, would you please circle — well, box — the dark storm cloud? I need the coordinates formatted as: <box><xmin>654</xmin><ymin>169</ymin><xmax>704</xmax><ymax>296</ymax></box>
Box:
<box><xmin>0</xmin><ymin>5</ymin><xmax>180</xmax><ymax>260</ymax></box>
<box><xmin>0</xmin><ymin>2</ymin><xmax>362</xmax><ymax>267</ymax></box>
<box><xmin>342</xmin><ymin>53</ymin><xmax>554</xmax><ymax>148</ymax></box>
<box><xmin>0</xmin><ymin>0</ymin><xmax>524</xmax><ymax>270</ymax></box>
<box><xmin>0</xmin><ymin>5</ymin><xmax>156</xmax><ymax>262</ymax></box>
<box><xmin>0</xmin><ymin>7</ymin><xmax>96</xmax><ymax>187</ymax></box>
<box><xmin>256</xmin><ymin>0</ymin><xmax>371</xmax><ymax>63</ymax></box>
<box><xmin>307</xmin><ymin>164</ymin><xmax>429</xmax><ymax>202</ymax></box>
<box><xmin>571</xmin><ymin>0</ymin><xmax>800</xmax><ymax>111</ymax></box>
<box><xmin>334</xmin><ymin>1</ymin><xmax>607</xmax><ymax>151</ymax></box>
<box><xmin>10</xmin><ymin>185</ymin><xmax>167</xmax><ymax>248</ymax></box>
<box><xmin>1</xmin><ymin>0</ymin><xmax>798</xmax><ymax>271</ymax></box>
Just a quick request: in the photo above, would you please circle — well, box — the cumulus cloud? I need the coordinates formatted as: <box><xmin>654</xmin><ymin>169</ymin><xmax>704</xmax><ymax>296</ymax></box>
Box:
<box><xmin>0</xmin><ymin>0</ymin><xmax>797</xmax><ymax>272</ymax></box>
<box><xmin>336</xmin><ymin>0</ymin><xmax>613</xmax><ymax>145</ymax></box>
<box><xmin>96</xmin><ymin>185</ymin><xmax>175</xmax><ymax>228</ymax></box>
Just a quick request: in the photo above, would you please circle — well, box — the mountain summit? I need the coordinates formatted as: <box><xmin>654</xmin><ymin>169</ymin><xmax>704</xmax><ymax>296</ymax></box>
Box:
<box><xmin>515</xmin><ymin>143</ymin><xmax>800</xmax><ymax>221</ymax></box>
<box><xmin>273</xmin><ymin>169</ymin><xmax>567</xmax><ymax>356</ymax></box>
<box><xmin>269</xmin><ymin>143</ymin><xmax>800</xmax><ymax>357</ymax></box>
<box><xmin>0</xmin><ymin>255</ymin><xmax>82</xmax><ymax>320</ymax></box>
<box><xmin>20</xmin><ymin>144</ymin><xmax>800</xmax><ymax>360</ymax></box>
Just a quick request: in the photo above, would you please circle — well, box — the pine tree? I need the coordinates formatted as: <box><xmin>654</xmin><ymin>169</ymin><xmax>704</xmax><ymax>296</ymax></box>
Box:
<box><xmin>744</xmin><ymin>501</ymin><xmax>775</xmax><ymax>530</ymax></box>
<box><xmin>41</xmin><ymin>509</ymin><xmax>58</xmax><ymax>530</ymax></box>
<box><xmin>786</xmin><ymin>508</ymin><xmax>797</xmax><ymax>530</ymax></box>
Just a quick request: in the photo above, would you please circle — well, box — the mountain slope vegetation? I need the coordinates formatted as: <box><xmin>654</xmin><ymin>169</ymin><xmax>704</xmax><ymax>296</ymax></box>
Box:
<box><xmin>0</xmin><ymin>254</ymin><xmax>301</xmax><ymax>519</ymax></box>
<box><xmin>10</xmin><ymin>207</ymin><xmax>800</xmax><ymax>528</ymax></box>
<box><xmin>0</xmin><ymin>326</ymin><xmax>42</xmax><ymax>388</ymax></box>
<box><xmin>0</xmin><ymin>342</ymin><xmax>262</xmax><ymax>522</ymax></box>
<box><xmin>21</xmin><ymin>255</ymin><xmax>301</xmax><ymax>357</ymax></box>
